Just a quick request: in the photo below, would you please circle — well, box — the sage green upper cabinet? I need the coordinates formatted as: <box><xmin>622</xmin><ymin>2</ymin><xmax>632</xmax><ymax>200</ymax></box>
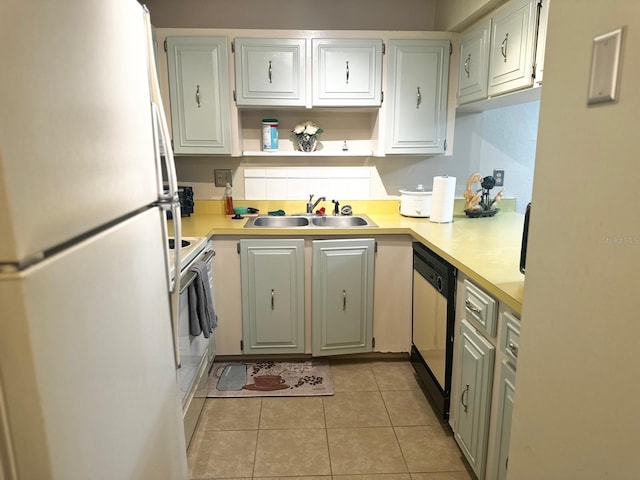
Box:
<box><xmin>457</xmin><ymin>20</ymin><xmax>491</xmax><ymax>105</ymax></box>
<box><xmin>487</xmin><ymin>0</ymin><xmax>539</xmax><ymax>96</ymax></box>
<box><xmin>312</xmin><ymin>239</ymin><xmax>375</xmax><ymax>356</ymax></box>
<box><xmin>385</xmin><ymin>39</ymin><xmax>450</xmax><ymax>155</ymax></box>
<box><xmin>233</xmin><ymin>38</ymin><xmax>306</xmax><ymax>107</ymax></box>
<box><xmin>166</xmin><ymin>37</ymin><xmax>232</xmax><ymax>155</ymax></box>
<box><xmin>312</xmin><ymin>39</ymin><xmax>383</xmax><ymax>107</ymax></box>
<box><xmin>239</xmin><ymin>239</ymin><xmax>305</xmax><ymax>355</ymax></box>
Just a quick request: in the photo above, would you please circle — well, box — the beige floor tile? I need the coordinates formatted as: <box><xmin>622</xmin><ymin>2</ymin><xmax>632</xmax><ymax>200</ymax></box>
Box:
<box><xmin>324</xmin><ymin>391</ymin><xmax>391</xmax><ymax>428</ymax></box>
<box><xmin>259</xmin><ymin>477</ymin><xmax>331</xmax><ymax>480</ymax></box>
<box><xmin>329</xmin><ymin>361</ymin><xmax>379</xmax><ymax>392</ymax></box>
<box><xmin>334</xmin><ymin>475</ymin><xmax>412</xmax><ymax>480</ymax></box>
<box><xmin>381</xmin><ymin>390</ymin><xmax>439</xmax><ymax>426</ymax></box>
<box><xmin>394</xmin><ymin>426</ymin><xmax>467</xmax><ymax>473</ymax></box>
<box><xmin>372</xmin><ymin>361</ymin><xmax>421</xmax><ymax>391</ymax></box>
<box><xmin>327</xmin><ymin>427</ymin><xmax>408</xmax><ymax>475</ymax></box>
<box><xmin>411</xmin><ymin>472</ymin><xmax>474</xmax><ymax>480</ymax></box>
<box><xmin>187</xmin><ymin>429</ymin><xmax>257</xmax><ymax>479</ymax></box>
<box><xmin>259</xmin><ymin>396</ymin><xmax>325</xmax><ymax>429</ymax></box>
<box><xmin>197</xmin><ymin>397</ymin><xmax>262</xmax><ymax>431</ymax></box>
<box><xmin>253</xmin><ymin>429</ymin><xmax>331</xmax><ymax>477</ymax></box>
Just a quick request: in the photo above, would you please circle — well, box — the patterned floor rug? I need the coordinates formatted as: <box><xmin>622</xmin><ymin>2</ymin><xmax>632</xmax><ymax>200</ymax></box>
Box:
<box><xmin>207</xmin><ymin>359</ymin><xmax>334</xmax><ymax>398</ymax></box>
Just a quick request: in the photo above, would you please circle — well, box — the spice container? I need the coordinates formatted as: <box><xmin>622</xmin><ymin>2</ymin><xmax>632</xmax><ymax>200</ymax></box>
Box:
<box><xmin>262</xmin><ymin>119</ymin><xmax>278</xmax><ymax>151</ymax></box>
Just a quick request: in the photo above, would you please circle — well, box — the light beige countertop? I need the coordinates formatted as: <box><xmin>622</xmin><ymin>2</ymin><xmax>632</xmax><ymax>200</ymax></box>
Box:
<box><xmin>175</xmin><ymin>200</ymin><xmax>525</xmax><ymax>313</ymax></box>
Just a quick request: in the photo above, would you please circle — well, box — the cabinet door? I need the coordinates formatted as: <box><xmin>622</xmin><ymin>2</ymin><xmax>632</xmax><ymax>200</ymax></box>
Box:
<box><xmin>385</xmin><ymin>40</ymin><xmax>450</xmax><ymax>155</ymax></box>
<box><xmin>458</xmin><ymin>20</ymin><xmax>491</xmax><ymax>105</ymax></box>
<box><xmin>487</xmin><ymin>0</ymin><xmax>538</xmax><ymax>96</ymax></box>
<box><xmin>312</xmin><ymin>39</ymin><xmax>383</xmax><ymax>106</ymax></box>
<box><xmin>234</xmin><ymin>38</ymin><xmax>306</xmax><ymax>106</ymax></box>
<box><xmin>166</xmin><ymin>37</ymin><xmax>231</xmax><ymax>154</ymax></box>
<box><xmin>494</xmin><ymin>361</ymin><xmax>516</xmax><ymax>480</ymax></box>
<box><xmin>312</xmin><ymin>239</ymin><xmax>375</xmax><ymax>356</ymax></box>
<box><xmin>454</xmin><ymin>319</ymin><xmax>495</xmax><ymax>479</ymax></box>
<box><xmin>534</xmin><ymin>0</ymin><xmax>549</xmax><ymax>85</ymax></box>
<box><xmin>240</xmin><ymin>239</ymin><xmax>305</xmax><ymax>354</ymax></box>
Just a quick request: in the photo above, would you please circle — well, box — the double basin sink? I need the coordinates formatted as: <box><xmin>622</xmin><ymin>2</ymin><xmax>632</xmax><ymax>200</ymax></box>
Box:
<box><xmin>244</xmin><ymin>214</ymin><xmax>377</xmax><ymax>229</ymax></box>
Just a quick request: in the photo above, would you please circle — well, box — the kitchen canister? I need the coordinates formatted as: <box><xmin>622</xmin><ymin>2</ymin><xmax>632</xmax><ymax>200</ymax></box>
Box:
<box><xmin>399</xmin><ymin>185</ymin><xmax>432</xmax><ymax>217</ymax></box>
<box><xmin>430</xmin><ymin>176</ymin><xmax>456</xmax><ymax>223</ymax></box>
<box><xmin>262</xmin><ymin>118</ymin><xmax>278</xmax><ymax>151</ymax></box>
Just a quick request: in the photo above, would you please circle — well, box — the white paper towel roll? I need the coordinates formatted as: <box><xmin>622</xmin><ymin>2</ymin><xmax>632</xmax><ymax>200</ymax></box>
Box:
<box><xmin>430</xmin><ymin>176</ymin><xmax>456</xmax><ymax>223</ymax></box>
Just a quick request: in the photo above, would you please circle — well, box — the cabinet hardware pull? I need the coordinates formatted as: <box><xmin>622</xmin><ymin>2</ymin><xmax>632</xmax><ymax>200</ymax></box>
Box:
<box><xmin>508</xmin><ymin>341</ymin><xmax>519</xmax><ymax>357</ymax></box>
<box><xmin>416</xmin><ymin>86</ymin><xmax>422</xmax><ymax>108</ymax></box>
<box><xmin>271</xmin><ymin>289</ymin><xmax>275</xmax><ymax>310</ymax></box>
<box><xmin>465</xmin><ymin>299</ymin><xmax>482</xmax><ymax>314</ymax></box>
<box><xmin>461</xmin><ymin>384</ymin><xmax>470</xmax><ymax>412</ymax></box>
<box><xmin>464</xmin><ymin>54</ymin><xmax>471</xmax><ymax>77</ymax></box>
<box><xmin>268</xmin><ymin>60</ymin><xmax>272</xmax><ymax>83</ymax></box>
<box><xmin>345</xmin><ymin>61</ymin><xmax>350</xmax><ymax>84</ymax></box>
<box><xmin>342</xmin><ymin>290</ymin><xmax>347</xmax><ymax>310</ymax></box>
<box><xmin>501</xmin><ymin>33</ymin><xmax>509</xmax><ymax>63</ymax></box>
<box><xmin>196</xmin><ymin>85</ymin><xmax>201</xmax><ymax>108</ymax></box>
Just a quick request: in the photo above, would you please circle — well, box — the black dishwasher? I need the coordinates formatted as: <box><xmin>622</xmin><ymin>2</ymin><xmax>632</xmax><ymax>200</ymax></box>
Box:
<box><xmin>411</xmin><ymin>242</ymin><xmax>456</xmax><ymax>420</ymax></box>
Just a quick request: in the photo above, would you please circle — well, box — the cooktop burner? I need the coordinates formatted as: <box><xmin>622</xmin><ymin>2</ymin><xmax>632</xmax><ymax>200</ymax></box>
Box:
<box><xmin>168</xmin><ymin>238</ymin><xmax>191</xmax><ymax>249</ymax></box>
<box><xmin>167</xmin><ymin>236</ymin><xmax>207</xmax><ymax>279</ymax></box>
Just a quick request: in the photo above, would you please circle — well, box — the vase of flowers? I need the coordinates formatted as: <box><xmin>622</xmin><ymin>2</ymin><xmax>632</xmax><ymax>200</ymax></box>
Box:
<box><xmin>292</xmin><ymin>121</ymin><xmax>323</xmax><ymax>152</ymax></box>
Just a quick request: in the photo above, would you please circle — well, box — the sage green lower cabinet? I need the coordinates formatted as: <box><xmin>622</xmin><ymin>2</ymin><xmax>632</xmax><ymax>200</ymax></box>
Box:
<box><xmin>312</xmin><ymin>239</ymin><xmax>375</xmax><ymax>356</ymax></box>
<box><xmin>239</xmin><ymin>239</ymin><xmax>304</xmax><ymax>354</ymax></box>
<box><xmin>493</xmin><ymin>360</ymin><xmax>516</xmax><ymax>480</ymax></box>
<box><xmin>454</xmin><ymin>319</ymin><xmax>495</xmax><ymax>480</ymax></box>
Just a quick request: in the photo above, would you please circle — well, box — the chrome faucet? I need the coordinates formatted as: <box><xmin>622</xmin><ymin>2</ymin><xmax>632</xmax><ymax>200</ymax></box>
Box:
<box><xmin>306</xmin><ymin>194</ymin><xmax>326</xmax><ymax>214</ymax></box>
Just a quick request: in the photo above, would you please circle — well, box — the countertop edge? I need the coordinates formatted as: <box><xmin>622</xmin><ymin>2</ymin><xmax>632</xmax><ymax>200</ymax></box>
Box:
<box><xmin>177</xmin><ymin>212</ymin><xmax>525</xmax><ymax>314</ymax></box>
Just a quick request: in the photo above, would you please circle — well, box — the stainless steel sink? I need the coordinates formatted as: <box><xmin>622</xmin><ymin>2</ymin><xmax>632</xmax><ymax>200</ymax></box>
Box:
<box><xmin>250</xmin><ymin>216</ymin><xmax>310</xmax><ymax>227</ymax></box>
<box><xmin>244</xmin><ymin>214</ymin><xmax>377</xmax><ymax>228</ymax></box>
<box><xmin>311</xmin><ymin>216</ymin><xmax>371</xmax><ymax>227</ymax></box>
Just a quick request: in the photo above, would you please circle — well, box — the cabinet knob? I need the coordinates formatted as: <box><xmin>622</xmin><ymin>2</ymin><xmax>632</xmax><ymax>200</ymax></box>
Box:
<box><xmin>508</xmin><ymin>341</ymin><xmax>519</xmax><ymax>357</ymax></box>
<box><xmin>416</xmin><ymin>86</ymin><xmax>422</xmax><ymax>108</ymax></box>
<box><xmin>268</xmin><ymin>60</ymin><xmax>272</xmax><ymax>83</ymax></box>
<box><xmin>271</xmin><ymin>288</ymin><xmax>275</xmax><ymax>310</ymax></box>
<box><xmin>345</xmin><ymin>61</ymin><xmax>350</xmax><ymax>84</ymax></box>
<box><xmin>196</xmin><ymin>85</ymin><xmax>201</xmax><ymax>108</ymax></box>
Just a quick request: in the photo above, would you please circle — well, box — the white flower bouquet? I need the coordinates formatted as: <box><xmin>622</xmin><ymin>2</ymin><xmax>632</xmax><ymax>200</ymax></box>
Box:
<box><xmin>292</xmin><ymin>121</ymin><xmax>323</xmax><ymax>152</ymax></box>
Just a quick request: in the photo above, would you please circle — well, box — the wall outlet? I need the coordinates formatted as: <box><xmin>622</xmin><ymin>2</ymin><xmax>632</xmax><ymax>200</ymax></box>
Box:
<box><xmin>214</xmin><ymin>169</ymin><xmax>233</xmax><ymax>187</ymax></box>
<box><xmin>493</xmin><ymin>169</ymin><xmax>505</xmax><ymax>187</ymax></box>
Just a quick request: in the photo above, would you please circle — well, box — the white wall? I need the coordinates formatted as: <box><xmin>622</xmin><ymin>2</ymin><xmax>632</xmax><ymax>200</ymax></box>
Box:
<box><xmin>509</xmin><ymin>1</ymin><xmax>640</xmax><ymax>478</ymax></box>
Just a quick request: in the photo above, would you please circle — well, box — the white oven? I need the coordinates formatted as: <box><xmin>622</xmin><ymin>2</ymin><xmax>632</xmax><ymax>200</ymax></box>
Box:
<box><xmin>169</xmin><ymin>236</ymin><xmax>216</xmax><ymax>446</ymax></box>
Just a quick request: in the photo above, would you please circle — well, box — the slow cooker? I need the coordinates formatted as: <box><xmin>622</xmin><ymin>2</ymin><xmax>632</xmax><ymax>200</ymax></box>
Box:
<box><xmin>399</xmin><ymin>185</ymin><xmax>432</xmax><ymax>217</ymax></box>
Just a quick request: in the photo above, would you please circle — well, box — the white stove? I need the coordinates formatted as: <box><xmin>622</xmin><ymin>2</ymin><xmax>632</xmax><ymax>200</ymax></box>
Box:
<box><xmin>168</xmin><ymin>236</ymin><xmax>207</xmax><ymax>278</ymax></box>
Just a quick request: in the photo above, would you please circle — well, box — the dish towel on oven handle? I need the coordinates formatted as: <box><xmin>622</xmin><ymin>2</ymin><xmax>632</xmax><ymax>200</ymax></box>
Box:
<box><xmin>188</xmin><ymin>260</ymin><xmax>217</xmax><ymax>337</ymax></box>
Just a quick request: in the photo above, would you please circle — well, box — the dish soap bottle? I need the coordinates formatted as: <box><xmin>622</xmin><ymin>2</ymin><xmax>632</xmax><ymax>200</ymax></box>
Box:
<box><xmin>223</xmin><ymin>183</ymin><xmax>234</xmax><ymax>215</ymax></box>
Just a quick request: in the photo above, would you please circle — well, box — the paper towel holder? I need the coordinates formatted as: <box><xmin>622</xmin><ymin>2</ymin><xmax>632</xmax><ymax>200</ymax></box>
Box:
<box><xmin>463</xmin><ymin>173</ymin><xmax>504</xmax><ymax>218</ymax></box>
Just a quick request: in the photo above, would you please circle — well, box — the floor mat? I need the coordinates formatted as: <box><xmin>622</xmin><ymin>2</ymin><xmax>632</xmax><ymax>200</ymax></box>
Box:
<box><xmin>207</xmin><ymin>359</ymin><xmax>334</xmax><ymax>397</ymax></box>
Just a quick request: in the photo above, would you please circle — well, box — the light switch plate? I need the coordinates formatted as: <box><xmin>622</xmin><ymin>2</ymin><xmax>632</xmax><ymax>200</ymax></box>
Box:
<box><xmin>587</xmin><ymin>27</ymin><xmax>624</xmax><ymax>105</ymax></box>
<box><xmin>214</xmin><ymin>169</ymin><xmax>233</xmax><ymax>187</ymax></box>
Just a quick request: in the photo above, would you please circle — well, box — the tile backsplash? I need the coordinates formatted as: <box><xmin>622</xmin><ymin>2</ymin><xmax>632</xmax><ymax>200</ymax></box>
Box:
<box><xmin>244</xmin><ymin>167</ymin><xmax>373</xmax><ymax>200</ymax></box>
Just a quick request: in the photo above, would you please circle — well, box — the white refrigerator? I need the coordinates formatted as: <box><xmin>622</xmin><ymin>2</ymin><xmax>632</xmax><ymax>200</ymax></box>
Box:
<box><xmin>0</xmin><ymin>1</ymin><xmax>188</xmax><ymax>478</ymax></box>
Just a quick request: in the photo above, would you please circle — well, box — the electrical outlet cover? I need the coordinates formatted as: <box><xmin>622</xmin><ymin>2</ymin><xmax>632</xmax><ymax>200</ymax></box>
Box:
<box><xmin>493</xmin><ymin>169</ymin><xmax>505</xmax><ymax>187</ymax></box>
<box><xmin>214</xmin><ymin>169</ymin><xmax>233</xmax><ymax>187</ymax></box>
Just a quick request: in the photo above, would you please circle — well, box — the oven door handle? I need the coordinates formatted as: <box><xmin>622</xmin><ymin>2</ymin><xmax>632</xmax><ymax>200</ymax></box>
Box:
<box><xmin>179</xmin><ymin>250</ymin><xmax>216</xmax><ymax>294</ymax></box>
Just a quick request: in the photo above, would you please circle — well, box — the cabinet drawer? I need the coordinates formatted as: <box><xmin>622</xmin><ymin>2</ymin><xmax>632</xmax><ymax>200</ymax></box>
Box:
<box><xmin>501</xmin><ymin>312</ymin><xmax>520</xmax><ymax>367</ymax></box>
<box><xmin>463</xmin><ymin>279</ymin><xmax>497</xmax><ymax>337</ymax></box>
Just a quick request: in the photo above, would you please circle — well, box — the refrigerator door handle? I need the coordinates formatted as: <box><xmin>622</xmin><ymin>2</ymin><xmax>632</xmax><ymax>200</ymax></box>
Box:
<box><xmin>169</xmin><ymin>201</ymin><xmax>182</xmax><ymax>368</ymax></box>
<box><xmin>143</xmin><ymin>7</ymin><xmax>178</xmax><ymax>204</ymax></box>
<box><xmin>143</xmin><ymin>7</ymin><xmax>182</xmax><ymax>368</ymax></box>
